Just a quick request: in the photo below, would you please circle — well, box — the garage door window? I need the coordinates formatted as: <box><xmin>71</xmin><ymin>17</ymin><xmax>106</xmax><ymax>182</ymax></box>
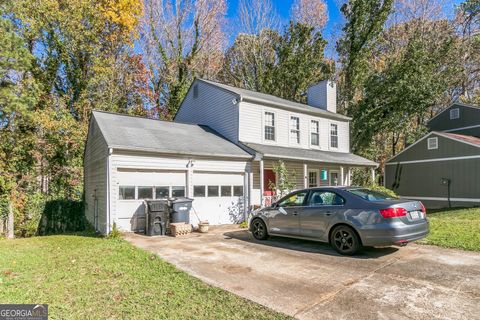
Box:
<box><xmin>208</xmin><ymin>186</ymin><xmax>219</xmax><ymax>197</ymax></box>
<box><xmin>155</xmin><ymin>186</ymin><xmax>169</xmax><ymax>199</ymax></box>
<box><xmin>119</xmin><ymin>186</ymin><xmax>135</xmax><ymax>200</ymax></box>
<box><xmin>221</xmin><ymin>186</ymin><xmax>232</xmax><ymax>197</ymax></box>
<box><xmin>172</xmin><ymin>186</ymin><xmax>185</xmax><ymax>197</ymax></box>
<box><xmin>138</xmin><ymin>186</ymin><xmax>153</xmax><ymax>199</ymax></box>
<box><xmin>233</xmin><ymin>186</ymin><xmax>243</xmax><ymax>196</ymax></box>
<box><xmin>194</xmin><ymin>185</ymin><xmax>206</xmax><ymax>197</ymax></box>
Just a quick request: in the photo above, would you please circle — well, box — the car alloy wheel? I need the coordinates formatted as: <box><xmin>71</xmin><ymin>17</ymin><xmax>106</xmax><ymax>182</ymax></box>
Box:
<box><xmin>331</xmin><ymin>226</ymin><xmax>361</xmax><ymax>255</ymax></box>
<box><xmin>251</xmin><ymin>219</ymin><xmax>268</xmax><ymax>240</ymax></box>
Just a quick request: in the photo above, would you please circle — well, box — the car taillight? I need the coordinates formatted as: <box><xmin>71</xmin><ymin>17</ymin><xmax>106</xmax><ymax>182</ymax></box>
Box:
<box><xmin>420</xmin><ymin>202</ymin><xmax>426</xmax><ymax>214</ymax></box>
<box><xmin>379</xmin><ymin>207</ymin><xmax>407</xmax><ymax>218</ymax></box>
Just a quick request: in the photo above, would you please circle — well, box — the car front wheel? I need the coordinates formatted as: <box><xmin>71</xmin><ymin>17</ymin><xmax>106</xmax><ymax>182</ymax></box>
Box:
<box><xmin>251</xmin><ymin>219</ymin><xmax>269</xmax><ymax>240</ymax></box>
<box><xmin>330</xmin><ymin>225</ymin><xmax>361</xmax><ymax>255</ymax></box>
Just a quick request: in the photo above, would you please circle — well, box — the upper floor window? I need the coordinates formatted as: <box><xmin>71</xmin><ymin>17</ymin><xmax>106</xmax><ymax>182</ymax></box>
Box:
<box><xmin>450</xmin><ymin>108</ymin><xmax>459</xmax><ymax>119</ymax></box>
<box><xmin>264</xmin><ymin>112</ymin><xmax>275</xmax><ymax>141</ymax></box>
<box><xmin>310</xmin><ymin>120</ymin><xmax>319</xmax><ymax>146</ymax></box>
<box><xmin>427</xmin><ymin>137</ymin><xmax>438</xmax><ymax>150</ymax></box>
<box><xmin>330</xmin><ymin>123</ymin><xmax>338</xmax><ymax>148</ymax></box>
<box><xmin>290</xmin><ymin>116</ymin><xmax>300</xmax><ymax>144</ymax></box>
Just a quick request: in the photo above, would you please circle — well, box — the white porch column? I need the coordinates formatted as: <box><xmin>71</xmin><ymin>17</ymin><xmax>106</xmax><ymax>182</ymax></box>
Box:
<box><xmin>347</xmin><ymin>167</ymin><xmax>352</xmax><ymax>186</ymax></box>
<box><xmin>371</xmin><ymin>167</ymin><xmax>376</xmax><ymax>184</ymax></box>
<box><xmin>248</xmin><ymin>169</ymin><xmax>253</xmax><ymax>211</ymax></box>
<box><xmin>340</xmin><ymin>166</ymin><xmax>345</xmax><ymax>186</ymax></box>
<box><xmin>303</xmin><ymin>163</ymin><xmax>308</xmax><ymax>188</ymax></box>
<box><xmin>259</xmin><ymin>160</ymin><xmax>264</xmax><ymax>206</ymax></box>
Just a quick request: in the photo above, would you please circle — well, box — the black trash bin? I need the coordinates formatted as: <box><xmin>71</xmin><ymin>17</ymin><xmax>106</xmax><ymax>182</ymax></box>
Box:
<box><xmin>145</xmin><ymin>200</ymin><xmax>169</xmax><ymax>236</ymax></box>
<box><xmin>169</xmin><ymin>198</ymin><xmax>193</xmax><ymax>223</ymax></box>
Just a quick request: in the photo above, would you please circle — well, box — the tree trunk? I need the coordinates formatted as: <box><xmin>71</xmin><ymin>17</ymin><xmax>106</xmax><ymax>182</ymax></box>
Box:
<box><xmin>0</xmin><ymin>216</ymin><xmax>4</xmax><ymax>236</ymax></box>
<box><xmin>7</xmin><ymin>202</ymin><xmax>14</xmax><ymax>239</ymax></box>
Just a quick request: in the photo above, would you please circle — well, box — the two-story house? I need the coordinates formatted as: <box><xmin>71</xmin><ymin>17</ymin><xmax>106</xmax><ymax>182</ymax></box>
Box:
<box><xmin>385</xmin><ymin>103</ymin><xmax>480</xmax><ymax>209</ymax></box>
<box><xmin>84</xmin><ymin>79</ymin><xmax>377</xmax><ymax>234</ymax></box>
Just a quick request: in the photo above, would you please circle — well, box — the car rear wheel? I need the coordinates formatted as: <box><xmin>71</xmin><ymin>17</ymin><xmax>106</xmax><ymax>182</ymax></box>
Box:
<box><xmin>330</xmin><ymin>225</ymin><xmax>361</xmax><ymax>255</ymax></box>
<box><xmin>251</xmin><ymin>219</ymin><xmax>269</xmax><ymax>240</ymax></box>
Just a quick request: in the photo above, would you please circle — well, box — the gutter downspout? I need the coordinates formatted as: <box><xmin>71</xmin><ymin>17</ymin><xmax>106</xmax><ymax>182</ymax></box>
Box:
<box><xmin>107</xmin><ymin>148</ymin><xmax>113</xmax><ymax>234</ymax></box>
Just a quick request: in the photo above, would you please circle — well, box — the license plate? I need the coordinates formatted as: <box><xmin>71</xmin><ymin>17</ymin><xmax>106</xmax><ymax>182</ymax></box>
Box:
<box><xmin>409</xmin><ymin>211</ymin><xmax>421</xmax><ymax>220</ymax></box>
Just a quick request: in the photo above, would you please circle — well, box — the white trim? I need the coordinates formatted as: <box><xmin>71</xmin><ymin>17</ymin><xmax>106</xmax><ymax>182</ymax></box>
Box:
<box><xmin>262</xmin><ymin>109</ymin><xmax>277</xmax><ymax>143</ymax></box>
<box><xmin>444</xmin><ymin>124</ymin><xmax>480</xmax><ymax>133</ymax></box>
<box><xmin>329</xmin><ymin>122</ymin><xmax>339</xmax><ymax>150</ymax></box>
<box><xmin>434</xmin><ymin>131</ymin><xmax>480</xmax><ymax>149</ymax></box>
<box><xmin>308</xmin><ymin>169</ymin><xmax>320</xmax><ymax>187</ymax></box>
<box><xmin>399</xmin><ymin>196</ymin><xmax>480</xmax><ymax>203</ymax></box>
<box><xmin>427</xmin><ymin>102</ymin><xmax>480</xmax><ymax>125</ymax></box>
<box><xmin>309</xmin><ymin>119</ymin><xmax>320</xmax><ymax>148</ymax></box>
<box><xmin>289</xmin><ymin>114</ymin><xmax>301</xmax><ymax>145</ymax></box>
<box><xmin>427</xmin><ymin>137</ymin><xmax>438</xmax><ymax>150</ymax></box>
<box><xmin>449</xmin><ymin>108</ymin><xmax>460</xmax><ymax>119</ymax></box>
<box><xmin>386</xmin><ymin>154</ymin><xmax>480</xmax><ymax>165</ymax></box>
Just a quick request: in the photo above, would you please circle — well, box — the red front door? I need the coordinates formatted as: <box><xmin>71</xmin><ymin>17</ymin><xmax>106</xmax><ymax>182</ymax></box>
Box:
<box><xmin>263</xmin><ymin>169</ymin><xmax>276</xmax><ymax>196</ymax></box>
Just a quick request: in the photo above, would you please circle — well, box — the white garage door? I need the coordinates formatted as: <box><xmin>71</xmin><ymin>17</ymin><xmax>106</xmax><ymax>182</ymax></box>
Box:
<box><xmin>191</xmin><ymin>172</ymin><xmax>245</xmax><ymax>225</ymax></box>
<box><xmin>115</xmin><ymin>169</ymin><xmax>186</xmax><ymax>231</ymax></box>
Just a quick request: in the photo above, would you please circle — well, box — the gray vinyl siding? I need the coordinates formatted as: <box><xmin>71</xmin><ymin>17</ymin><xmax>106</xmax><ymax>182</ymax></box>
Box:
<box><xmin>175</xmin><ymin>80</ymin><xmax>240</xmax><ymax>142</ymax></box>
<box><xmin>84</xmin><ymin>118</ymin><xmax>109</xmax><ymax>234</ymax></box>
<box><xmin>385</xmin><ymin>133</ymin><xmax>480</xmax><ymax>208</ymax></box>
<box><xmin>428</xmin><ymin>104</ymin><xmax>480</xmax><ymax>135</ymax></box>
<box><xmin>385</xmin><ymin>158</ymin><xmax>480</xmax><ymax>204</ymax></box>
<box><xmin>388</xmin><ymin>133</ymin><xmax>480</xmax><ymax>163</ymax></box>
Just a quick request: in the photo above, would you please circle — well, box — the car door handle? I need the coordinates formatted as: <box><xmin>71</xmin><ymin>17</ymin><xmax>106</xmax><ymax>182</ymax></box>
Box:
<box><xmin>325</xmin><ymin>211</ymin><xmax>332</xmax><ymax>216</ymax></box>
<box><xmin>293</xmin><ymin>212</ymin><xmax>299</xmax><ymax>216</ymax></box>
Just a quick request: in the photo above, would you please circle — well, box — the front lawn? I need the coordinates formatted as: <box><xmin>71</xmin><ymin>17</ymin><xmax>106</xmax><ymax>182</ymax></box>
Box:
<box><xmin>0</xmin><ymin>234</ymin><xmax>289</xmax><ymax>319</ymax></box>
<box><xmin>419</xmin><ymin>207</ymin><xmax>480</xmax><ymax>251</ymax></box>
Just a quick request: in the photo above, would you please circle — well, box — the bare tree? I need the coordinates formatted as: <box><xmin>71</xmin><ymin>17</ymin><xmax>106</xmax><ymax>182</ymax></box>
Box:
<box><xmin>141</xmin><ymin>0</ymin><xmax>227</xmax><ymax>118</ymax></box>
<box><xmin>237</xmin><ymin>0</ymin><xmax>280</xmax><ymax>35</ymax></box>
<box><xmin>291</xmin><ymin>0</ymin><xmax>328</xmax><ymax>30</ymax></box>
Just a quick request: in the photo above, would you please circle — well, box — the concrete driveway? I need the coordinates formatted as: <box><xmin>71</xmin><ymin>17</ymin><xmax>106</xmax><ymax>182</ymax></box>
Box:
<box><xmin>125</xmin><ymin>226</ymin><xmax>480</xmax><ymax>320</ymax></box>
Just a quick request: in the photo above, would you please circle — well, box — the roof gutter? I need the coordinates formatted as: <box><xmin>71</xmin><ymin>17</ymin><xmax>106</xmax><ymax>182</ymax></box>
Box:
<box><xmin>240</xmin><ymin>95</ymin><xmax>352</xmax><ymax>121</ymax></box>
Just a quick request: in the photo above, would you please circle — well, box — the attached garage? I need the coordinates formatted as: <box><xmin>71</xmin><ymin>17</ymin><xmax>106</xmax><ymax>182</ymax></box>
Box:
<box><xmin>84</xmin><ymin>111</ymin><xmax>252</xmax><ymax>234</ymax></box>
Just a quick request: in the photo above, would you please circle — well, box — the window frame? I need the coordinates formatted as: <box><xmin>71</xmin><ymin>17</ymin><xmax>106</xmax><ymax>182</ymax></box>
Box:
<box><xmin>221</xmin><ymin>185</ymin><xmax>232</xmax><ymax>197</ymax></box>
<box><xmin>207</xmin><ymin>185</ymin><xmax>220</xmax><ymax>197</ymax></box>
<box><xmin>289</xmin><ymin>116</ymin><xmax>301</xmax><ymax>144</ymax></box>
<box><xmin>450</xmin><ymin>108</ymin><xmax>460</xmax><ymax>120</ymax></box>
<box><xmin>310</xmin><ymin>120</ymin><xmax>320</xmax><ymax>147</ymax></box>
<box><xmin>119</xmin><ymin>186</ymin><xmax>136</xmax><ymax>200</ymax></box>
<box><xmin>330</xmin><ymin>123</ymin><xmax>338</xmax><ymax>149</ymax></box>
<box><xmin>233</xmin><ymin>186</ymin><xmax>244</xmax><ymax>197</ymax></box>
<box><xmin>171</xmin><ymin>186</ymin><xmax>186</xmax><ymax>198</ymax></box>
<box><xmin>427</xmin><ymin>137</ymin><xmax>438</xmax><ymax>150</ymax></box>
<box><xmin>154</xmin><ymin>186</ymin><xmax>170</xmax><ymax>199</ymax></box>
<box><xmin>137</xmin><ymin>186</ymin><xmax>154</xmax><ymax>200</ymax></box>
<box><xmin>193</xmin><ymin>185</ymin><xmax>206</xmax><ymax>197</ymax></box>
<box><xmin>263</xmin><ymin>111</ymin><xmax>276</xmax><ymax>142</ymax></box>
<box><xmin>308</xmin><ymin>170</ymin><xmax>319</xmax><ymax>188</ymax></box>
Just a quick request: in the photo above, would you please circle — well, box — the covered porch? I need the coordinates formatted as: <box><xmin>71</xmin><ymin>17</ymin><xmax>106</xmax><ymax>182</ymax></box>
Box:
<box><xmin>242</xmin><ymin>143</ymin><xmax>377</xmax><ymax>208</ymax></box>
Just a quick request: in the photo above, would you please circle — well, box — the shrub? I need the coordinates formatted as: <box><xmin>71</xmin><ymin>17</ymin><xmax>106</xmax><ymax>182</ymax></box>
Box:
<box><xmin>365</xmin><ymin>184</ymin><xmax>398</xmax><ymax>198</ymax></box>
<box><xmin>107</xmin><ymin>223</ymin><xmax>122</xmax><ymax>239</ymax></box>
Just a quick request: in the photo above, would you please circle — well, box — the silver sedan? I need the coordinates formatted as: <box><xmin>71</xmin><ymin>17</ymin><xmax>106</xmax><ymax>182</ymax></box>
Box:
<box><xmin>249</xmin><ymin>187</ymin><xmax>429</xmax><ymax>255</ymax></box>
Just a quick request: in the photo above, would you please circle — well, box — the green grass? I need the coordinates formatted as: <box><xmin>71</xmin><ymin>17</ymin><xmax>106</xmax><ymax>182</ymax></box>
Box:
<box><xmin>418</xmin><ymin>207</ymin><xmax>480</xmax><ymax>251</ymax></box>
<box><xmin>0</xmin><ymin>234</ymin><xmax>290</xmax><ymax>319</ymax></box>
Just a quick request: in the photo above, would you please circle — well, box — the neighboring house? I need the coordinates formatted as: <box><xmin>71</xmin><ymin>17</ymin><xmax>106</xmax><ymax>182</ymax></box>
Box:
<box><xmin>385</xmin><ymin>103</ymin><xmax>480</xmax><ymax>208</ymax></box>
<box><xmin>84</xmin><ymin>79</ymin><xmax>377</xmax><ymax>234</ymax></box>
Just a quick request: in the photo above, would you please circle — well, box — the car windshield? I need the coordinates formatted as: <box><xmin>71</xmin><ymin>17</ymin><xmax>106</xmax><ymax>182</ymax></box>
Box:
<box><xmin>347</xmin><ymin>188</ymin><xmax>398</xmax><ymax>201</ymax></box>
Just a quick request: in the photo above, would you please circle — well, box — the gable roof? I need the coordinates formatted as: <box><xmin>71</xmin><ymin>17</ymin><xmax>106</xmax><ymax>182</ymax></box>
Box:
<box><xmin>386</xmin><ymin>131</ymin><xmax>480</xmax><ymax>163</ymax></box>
<box><xmin>439</xmin><ymin>132</ymin><xmax>480</xmax><ymax>147</ymax></box>
<box><xmin>242</xmin><ymin>142</ymin><xmax>377</xmax><ymax>167</ymax></box>
<box><xmin>427</xmin><ymin>102</ymin><xmax>480</xmax><ymax>125</ymax></box>
<box><xmin>196</xmin><ymin>79</ymin><xmax>351</xmax><ymax>121</ymax></box>
<box><xmin>91</xmin><ymin>111</ymin><xmax>252</xmax><ymax>159</ymax></box>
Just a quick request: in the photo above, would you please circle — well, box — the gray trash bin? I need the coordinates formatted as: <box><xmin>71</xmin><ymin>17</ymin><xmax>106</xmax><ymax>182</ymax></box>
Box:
<box><xmin>169</xmin><ymin>198</ymin><xmax>193</xmax><ymax>223</ymax></box>
<box><xmin>145</xmin><ymin>200</ymin><xmax>169</xmax><ymax>236</ymax></box>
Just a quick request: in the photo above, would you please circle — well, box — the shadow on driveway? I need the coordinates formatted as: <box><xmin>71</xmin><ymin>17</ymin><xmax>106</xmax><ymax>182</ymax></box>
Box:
<box><xmin>223</xmin><ymin>230</ymin><xmax>399</xmax><ymax>259</ymax></box>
